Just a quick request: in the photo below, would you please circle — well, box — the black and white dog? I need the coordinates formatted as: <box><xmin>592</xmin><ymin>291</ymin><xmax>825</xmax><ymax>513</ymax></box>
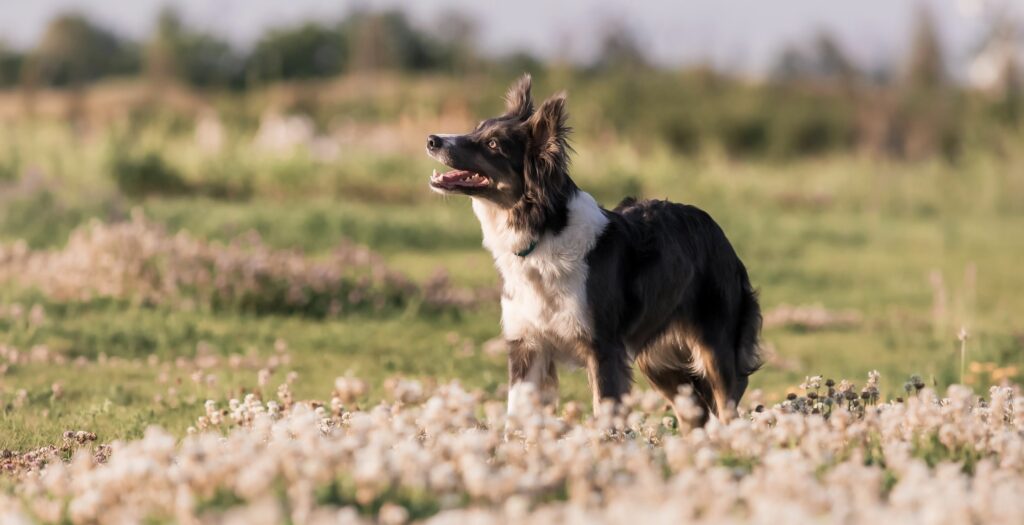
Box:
<box><xmin>426</xmin><ymin>75</ymin><xmax>761</xmax><ymax>423</ymax></box>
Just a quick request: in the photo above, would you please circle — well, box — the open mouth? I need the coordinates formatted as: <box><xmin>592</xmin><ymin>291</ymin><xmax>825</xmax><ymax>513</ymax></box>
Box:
<box><xmin>430</xmin><ymin>169</ymin><xmax>491</xmax><ymax>191</ymax></box>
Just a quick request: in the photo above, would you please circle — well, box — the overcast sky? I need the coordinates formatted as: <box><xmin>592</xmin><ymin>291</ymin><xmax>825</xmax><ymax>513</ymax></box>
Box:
<box><xmin>0</xmin><ymin>0</ymin><xmax>1019</xmax><ymax>74</ymax></box>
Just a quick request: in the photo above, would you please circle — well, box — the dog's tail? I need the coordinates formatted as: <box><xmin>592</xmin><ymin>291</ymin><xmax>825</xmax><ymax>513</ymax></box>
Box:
<box><xmin>736</xmin><ymin>268</ymin><xmax>763</xmax><ymax>377</ymax></box>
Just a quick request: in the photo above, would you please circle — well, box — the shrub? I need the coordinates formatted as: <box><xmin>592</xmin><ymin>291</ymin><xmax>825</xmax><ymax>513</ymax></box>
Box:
<box><xmin>109</xmin><ymin>150</ymin><xmax>191</xmax><ymax>198</ymax></box>
<box><xmin>0</xmin><ymin>213</ymin><xmax>477</xmax><ymax>316</ymax></box>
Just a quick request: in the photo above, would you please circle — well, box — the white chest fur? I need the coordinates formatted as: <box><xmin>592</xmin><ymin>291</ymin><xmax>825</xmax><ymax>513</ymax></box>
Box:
<box><xmin>472</xmin><ymin>191</ymin><xmax>609</xmax><ymax>352</ymax></box>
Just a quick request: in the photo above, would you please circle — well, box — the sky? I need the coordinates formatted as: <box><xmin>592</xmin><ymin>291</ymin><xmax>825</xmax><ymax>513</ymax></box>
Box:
<box><xmin>0</xmin><ymin>0</ymin><xmax>1019</xmax><ymax>75</ymax></box>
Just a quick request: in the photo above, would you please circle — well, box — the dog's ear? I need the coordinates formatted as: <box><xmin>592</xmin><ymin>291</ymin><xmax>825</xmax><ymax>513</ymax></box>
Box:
<box><xmin>527</xmin><ymin>92</ymin><xmax>570</xmax><ymax>169</ymax></box>
<box><xmin>504</xmin><ymin>74</ymin><xmax>534</xmax><ymax>121</ymax></box>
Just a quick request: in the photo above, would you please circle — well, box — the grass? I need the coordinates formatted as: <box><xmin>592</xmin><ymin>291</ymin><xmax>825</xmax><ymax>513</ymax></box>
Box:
<box><xmin>0</xmin><ymin>299</ymin><xmax>521</xmax><ymax>450</ymax></box>
<box><xmin>1</xmin><ymin>86</ymin><xmax>1023</xmax><ymax>450</ymax></box>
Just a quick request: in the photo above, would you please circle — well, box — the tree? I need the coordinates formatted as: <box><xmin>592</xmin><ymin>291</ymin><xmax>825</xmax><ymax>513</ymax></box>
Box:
<box><xmin>0</xmin><ymin>42</ymin><xmax>24</xmax><ymax>88</ymax></box>
<box><xmin>144</xmin><ymin>7</ymin><xmax>184</xmax><ymax>84</ymax></box>
<box><xmin>27</xmin><ymin>12</ymin><xmax>138</xmax><ymax>86</ymax></box>
<box><xmin>144</xmin><ymin>7</ymin><xmax>244</xmax><ymax>89</ymax></box>
<box><xmin>812</xmin><ymin>33</ymin><xmax>858</xmax><ymax>83</ymax></box>
<box><xmin>904</xmin><ymin>6</ymin><xmax>946</xmax><ymax>90</ymax></box>
<box><xmin>343</xmin><ymin>10</ymin><xmax>444</xmax><ymax>72</ymax></box>
<box><xmin>247</xmin><ymin>22</ymin><xmax>345</xmax><ymax>83</ymax></box>
<box><xmin>427</xmin><ymin>9</ymin><xmax>480</xmax><ymax>74</ymax></box>
<box><xmin>771</xmin><ymin>46</ymin><xmax>811</xmax><ymax>82</ymax></box>
<box><xmin>591</xmin><ymin>22</ymin><xmax>649</xmax><ymax>73</ymax></box>
<box><xmin>771</xmin><ymin>32</ymin><xmax>859</xmax><ymax>85</ymax></box>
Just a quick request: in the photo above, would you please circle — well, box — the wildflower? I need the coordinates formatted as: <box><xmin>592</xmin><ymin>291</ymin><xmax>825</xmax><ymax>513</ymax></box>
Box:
<box><xmin>563</xmin><ymin>401</ymin><xmax>583</xmax><ymax>424</ymax></box>
<box><xmin>379</xmin><ymin>503</ymin><xmax>409</xmax><ymax>525</ymax></box>
<box><xmin>5</xmin><ymin>370</ymin><xmax>1024</xmax><ymax>523</ymax></box>
<box><xmin>802</xmin><ymin>375</ymin><xmax>823</xmax><ymax>391</ymax></box>
<box><xmin>258</xmin><ymin>368</ymin><xmax>272</xmax><ymax>388</ymax></box>
<box><xmin>13</xmin><ymin>389</ymin><xmax>28</xmax><ymax>408</ymax></box>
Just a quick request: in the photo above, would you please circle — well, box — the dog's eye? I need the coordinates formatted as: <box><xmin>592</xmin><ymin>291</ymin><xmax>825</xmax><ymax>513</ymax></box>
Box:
<box><xmin>487</xmin><ymin>139</ymin><xmax>499</xmax><ymax>150</ymax></box>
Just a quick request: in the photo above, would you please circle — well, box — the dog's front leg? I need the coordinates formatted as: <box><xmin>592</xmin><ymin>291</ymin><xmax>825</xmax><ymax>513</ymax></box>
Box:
<box><xmin>585</xmin><ymin>339</ymin><xmax>632</xmax><ymax>416</ymax></box>
<box><xmin>506</xmin><ymin>339</ymin><xmax>558</xmax><ymax>419</ymax></box>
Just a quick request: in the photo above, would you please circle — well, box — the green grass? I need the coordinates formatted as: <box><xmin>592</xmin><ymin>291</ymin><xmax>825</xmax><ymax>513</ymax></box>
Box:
<box><xmin>1</xmin><ymin>109</ymin><xmax>1023</xmax><ymax>449</ymax></box>
<box><xmin>0</xmin><ymin>298</ymin><xmax>526</xmax><ymax>450</ymax></box>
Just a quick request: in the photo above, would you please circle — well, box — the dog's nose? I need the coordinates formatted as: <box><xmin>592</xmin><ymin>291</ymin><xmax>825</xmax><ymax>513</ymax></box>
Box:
<box><xmin>426</xmin><ymin>135</ymin><xmax>442</xmax><ymax>151</ymax></box>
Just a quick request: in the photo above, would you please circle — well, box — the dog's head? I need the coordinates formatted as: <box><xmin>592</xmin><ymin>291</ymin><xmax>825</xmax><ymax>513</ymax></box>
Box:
<box><xmin>426</xmin><ymin>75</ymin><xmax>574</xmax><ymax>213</ymax></box>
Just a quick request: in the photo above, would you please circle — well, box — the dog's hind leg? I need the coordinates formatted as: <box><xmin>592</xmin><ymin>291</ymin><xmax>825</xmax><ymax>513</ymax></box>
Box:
<box><xmin>730</xmin><ymin>283</ymin><xmax>762</xmax><ymax>409</ymax></box>
<box><xmin>693</xmin><ymin>331</ymin><xmax>743</xmax><ymax>422</ymax></box>
<box><xmin>637</xmin><ymin>338</ymin><xmax>713</xmax><ymax>426</ymax></box>
<box><xmin>698</xmin><ymin>289</ymin><xmax>763</xmax><ymax>419</ymax></box>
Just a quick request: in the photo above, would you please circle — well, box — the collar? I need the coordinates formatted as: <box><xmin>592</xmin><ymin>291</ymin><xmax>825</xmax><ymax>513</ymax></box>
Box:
<box><xmin>515</xmin><ymin>238</ymin><xmax>539</xmax><ymax>258</ymax></box>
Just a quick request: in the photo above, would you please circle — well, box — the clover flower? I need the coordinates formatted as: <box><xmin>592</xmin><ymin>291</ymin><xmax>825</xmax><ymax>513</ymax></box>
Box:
<box><xmin>4</xmin><ymin>371</ymin><xmax>1024</xmax><ymax>524</ymax></box>
<box><xmin>0</xmin><ymin>214</ymin><xmax>477</xmax><ymax>315</ymax></box>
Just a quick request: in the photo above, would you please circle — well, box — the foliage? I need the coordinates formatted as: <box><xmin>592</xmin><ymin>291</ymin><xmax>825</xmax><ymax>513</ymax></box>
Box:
<box><xmin>0</xmin><ymin>214</ymin><xmax>477</xmax><ymax>317</ymax></box>
<box><xmin>0</xmin><ymin>43</ymin><xmax>23</xmax><ymax>87</ymax></box>
<box><xmin>341</xmin><ymin>9</ymin><xmax>452</xmax><ymax>73</ymax></box>
<box><xmin>247</xmin><ymin>22</ymin><xmax>346</xmax><ymax>83</ymax></box>
<box><xmin>145</xmin><ymin>8</ymin><xmax>245</xmax><ymax>89</ymax></box>
<box><xmin>2</xmin><ymin>6</ymin><xmax>1021</xmax><ymax>161</ymax></box>
<box><xmin>904</xmin><ymin>5</ymin><xmax>947</xmax><ymax>91</ymax></box>
<box><xmin>24</xmin><ymin>12</ymin><xmax>138</xmax><ymax>86</ymax></box>
<box><xmin>108</xmin><ymin>149</ymin><xmax>190</xmax><ymax>198</ymax></box>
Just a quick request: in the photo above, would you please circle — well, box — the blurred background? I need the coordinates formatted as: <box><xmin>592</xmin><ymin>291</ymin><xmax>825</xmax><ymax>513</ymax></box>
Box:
<box><xmin>2</xmin><ymin>0</ymin><xmax>1024</xmax><ymax>444</ymax></box>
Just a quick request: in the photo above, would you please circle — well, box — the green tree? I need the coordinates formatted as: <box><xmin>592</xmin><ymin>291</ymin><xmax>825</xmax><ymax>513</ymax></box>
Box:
<box><xmin>26</xmin><ymin>12</ymin><xmax>138</xmax><ymax>86</ymax></box>
<box><xmin>591</xmin><ymin>23</ymin><xmax>649</xmax><ymax>73</ymax></box>
<box><xmin>247</xmin><ymin>22</ymin><xmax>345</xmax><ymax>83</ymax></box>
<box><xmin>770</xmin><ymin>32</ymin><xmax>859</xmax><ymax>86</ymax></box>
<box><xmin>904</xmin><ymin>6</ymin><xmax>946</xmax><ymax>90</ymax></box>
<box><xmin>428</xmin><ymin>9</ymin><xmax>480</xmax><ymax>74</ymax></box>
<box><xmin>144</xmin><ymin>7</ymin><xmax>244</xmax><ymax>89</ymax></box>
<box><xmin>343</xmin><ymin>10</ymin><xmax>445</xmax><ymax>72</ymax></box>
<box><xmin>0</xmin><ymin>41</ymin><xmax>24</xmax><ymax>87</ymax></box>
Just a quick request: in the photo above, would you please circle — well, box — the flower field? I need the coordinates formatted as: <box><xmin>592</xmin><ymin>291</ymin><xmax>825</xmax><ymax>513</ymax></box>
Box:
<box><xmin>2</xmin><ymin>370</ymin><xmax>1023</xmax><ymax>524</ymax></box>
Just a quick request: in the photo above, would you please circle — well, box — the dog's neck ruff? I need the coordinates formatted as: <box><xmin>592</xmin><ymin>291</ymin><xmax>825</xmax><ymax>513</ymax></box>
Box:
<box><xmin>475</xmin><ymin>189</ymin><xmax>609</xmax><ymax>348</ymax></box>
<box><xmin>471</xmin><ymin>191</ymin><xmax>607</xmax><ymax>263</ymax></box>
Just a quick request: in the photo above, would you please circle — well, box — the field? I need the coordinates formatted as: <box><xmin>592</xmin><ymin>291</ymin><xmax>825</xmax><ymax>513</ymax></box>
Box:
<box><xmin>2</xmin><ymin>74</ymin><xmax>1024</xmax><ymax>523</ymax></box>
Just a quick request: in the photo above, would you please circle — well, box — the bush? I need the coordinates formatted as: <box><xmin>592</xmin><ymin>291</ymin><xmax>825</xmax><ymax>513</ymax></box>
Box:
<box><xmin>247</xmin><ymin>23</ymin><xmax>345</xmax><ymax>83</ymax></box>
<box><xmin>109</xmin><ymin>150</ymin><xmax>190</xmax><ymax>198</ymax></box>
<box><xmin>0</xmin><ymin>214</ymin><xmax>478</xmax><ymax>316</ymax></box>
<box><xmin>27</xmin><ymin>12</ymin><xmax>138</xmax><ymax>86</ymax></box>
<box><xmin>0</xmin><ymin>45</ymin><xmax>23</xmax><ymax>87</ymax></box>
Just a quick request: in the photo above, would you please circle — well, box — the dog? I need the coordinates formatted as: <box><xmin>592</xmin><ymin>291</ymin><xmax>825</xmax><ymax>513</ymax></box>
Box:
<box><xmin>426</xmin><ymin>74</ymin><xmax>761</xmax><ymax>423</ymax></box>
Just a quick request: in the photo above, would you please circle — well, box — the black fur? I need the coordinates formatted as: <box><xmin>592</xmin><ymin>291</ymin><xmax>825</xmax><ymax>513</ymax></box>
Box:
<box><xmin>586</xmin><ymin>199</ymin><xmax>762</xmax><ymax>420</ymax></box>
<box><xmin>427</xmin><ymin>74</ymin><xmax>762</xmax><ymax>422</ymax></box>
